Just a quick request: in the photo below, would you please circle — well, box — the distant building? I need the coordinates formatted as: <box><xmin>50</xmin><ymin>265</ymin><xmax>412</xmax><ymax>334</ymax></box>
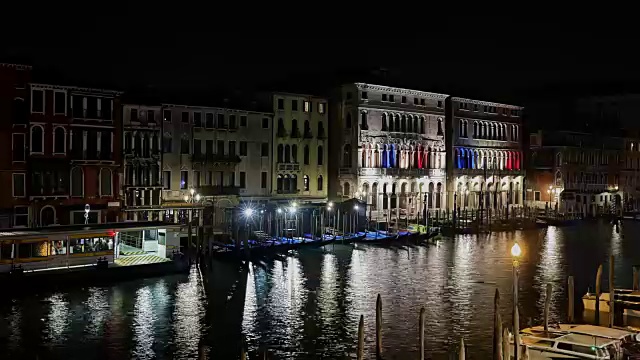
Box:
<box><xmin>446</xmin><ymin>98</ymin><xmax>524</xmax><ymax>212</ymax></box>
<box><xmin>270</xmin><ymin>92</ymin><xmax>328</xmax><ymax>204</ymax></box>
<box><xmin>122</xmin><ymin>103</ymin><xmax>163</xmax><ymax>221</ymax></box>
<box><xmin>329</xmin><ymin>83</ymin><xmax>448</xmax><ymax>224</ymax></box>
<box><xmin>28</xmin><ymin>83</ymin><xmax>122</xmax><ymax>225</ymax></box>
<box><xmin>528</xmin><ymin>130</ymin><xmax>623</xmax><ymax>215</ymax></box>
<box><xmin>0</xmin><ymin>63</ymin><xmax>31</xmax><ymax>228</ymax></box>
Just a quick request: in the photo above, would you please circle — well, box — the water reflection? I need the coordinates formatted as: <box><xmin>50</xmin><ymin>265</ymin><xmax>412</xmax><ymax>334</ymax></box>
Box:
<box><xmin>2</xmin><ymin>221</ymin><xmax>640</xmax><ymax>359</ymax></box>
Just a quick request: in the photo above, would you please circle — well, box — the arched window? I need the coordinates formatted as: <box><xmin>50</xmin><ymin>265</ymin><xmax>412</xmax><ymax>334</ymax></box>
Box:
<box><xmin>436</xmin><ymin>183</ymin><xmax>442</xmax><ymax>208</ymax></box>
<box><xmin>100</xmin><ymin>168</ymin><xmax>112</xmax><ymax>196</ymax></box>
<box><xmin>284</xmin><ymin>145</ymin><xmax>291</xmax><ymax>162</ymax></box>
<box><xmin>290</xmin><ymin>174</ymin><xmax>297</xmax><ymax>193</ymax></box>
<box><xmin>303</xmin><ymin>145</ymin><xmax>310</xmax><ymax>165</ymax></box>
<box><xmin>413</xmin><ymin>116</ymin><xmax>418</xmax><ymax>133</ymax></box>
<box><xmin>304</xmin><ymin>120</ymin><xmax>311</xmax><ymax>136</ymax></box>
<box><xmin>473</xmin><ymin>122</ymin><xmax>478</xmax><ymax>138</ymax></box>
<box><xmin>303</xmin><ymin>175</ymin><xmax>310</xmax><ymax>191</ymax></box>
<box><xmin>277</xmin><ymin>144</ymin><xmax>283</xmax><ymax>163</ymax></box>
<box><xmin>361</xmin><ymin>111</ymin><xmax>368</xmax><ymax>129</ymax></box>
<box><xmin>317</xmin><ymin>175</ymin><xmax>323</xmax><ymax>191</ymax></box>
<box><xmin>277</xmin><ymin>174</ymin><xmax>283</xmax><ymax>192</ymax></box>
<box><xmin>163</xmin><ymin>133</ymin><xmax>172</xmax><ymax>153</ymax></box>
<box><xmin>318</xmin><ymin>146</ymin><xmax>324</xmax><ymax>165</ymax></box>
<box><xmin>282</xmin><ymin>175</ymin><xmax>289</xmax><ymax>193</ymax></box>
<box><xmin>53</xmin><ymin>127</ymin><xmax>66</xmax><ymax>154</ymax></box>
<box><xmin>292</xmin><ymin>144</ymin><xmax>298</xmax><ymax>162</ymax></box>
<box><xmin>12</xmin><ymin>98</ymin><xmax>27</xmax><ymax>124</ymax></box>
<box><xmin>40</xmin><ymin>206</ymin><xmax>56</xmax><ymax>226</ymax></box>
<box><xmin>437</xmin><ymin>118</ymin><xmax>443</xmax><ymax>136</ymax></box>
<box><xmin>428</xmin><ymin>182</ymin><xmax>434</xmax><ymax>208</ymax></box>
<box><xmin>343</xmin><ymin>144</ymin><xmax>352</xmax><ymax>167</ymax></box>
<box><xmin>395</xmin><ymin>114</ymin><xmax>401</xmax><ymax>131</ymax></box>
<box><xmin>382</xmin><ymin>113</ymin><xmax>388</xmax><ymax>131</ymax></box>
<box><xmin>292</xmin><ymin>119</ymin><xmax>299</xmax><ymax>135</ymax></box>
<box><xmin>343</xmin><ymin>182</ymin><xmax>350</xmax><ymax>197</ymax></box>
<box><xmin>71</xmin><ymin>167</ymin><xmax>83</xmax><ymax>196</ymax></box>
<box><xmin>401</xmin><ymin>115</ymin><xmax>407</xmax><ymax>132</ymax></box>
<box><xmin>278</xmin><ymin>117</ymin><xmax>285</xmax><ymax>132</ymax></box>
<box><xmin>389</xmin><ymin>114</ymin><xmax>395</xmax><ymax>132</ymax></box>
<box><xmin>318</xmin><ymin>121</ymin><xmax>325</xmax><ymax>138</ymax></box>
<box><xmin>346</xmin><ymin>113</ymin><xmax>352</xmax><ymax>128</ymax></box>
<box><xmin>420</xmin><ymin>116</ymin><xmax>426</xmax><ymax>134</ymax></box>
<box><xmin>407</xmin><ymin>115</ymin><xmax>413</xmax><ymax>133</ymax></box>
<box><xmin>135</xmin><ymin>132</ymin><xmax>143</xmax><ymax>156</ymax></box>
<box><xmin>124</xmin><ymin>132</ymin><xmax>132</xmax><ymax>153</ymax></box>
<box><xmin>30</xmin><ymin>125</ymin><xmax>43</xmax><ymax>153</ymax></box>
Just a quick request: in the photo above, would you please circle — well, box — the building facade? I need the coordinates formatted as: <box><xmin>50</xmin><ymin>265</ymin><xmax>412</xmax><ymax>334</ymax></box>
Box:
<box><xmin>446</xmin><ymin>97</ymin><xmax>524</xmax><ymax>212</ymax></box>
<box><xmin>28</xmin><ymin>83</ymin><xmax>122</xmax><ymax>226</ymax></box>
<box><xmin>528</xmin><ymin>130</ymin><xmax>623</xmax><ymax>215</ymax></box>
<box><xmin>1</xmin><ymin>63</ymin><xmax>31</xmax><ymax>228</ymax></box>
<box><xmin>122</xmin><ymin>103</ymin><xmax>163</xmax><ymax>221</ymax></box>
<box><xmin>271</xmin><ymin>92</ymin><xmax>328</xmax><ymax>204</ymax></box>
<box><xmin>329</xmin><ymin>83</ymin><xmax>448</xmax><ymax>223</ymax></box>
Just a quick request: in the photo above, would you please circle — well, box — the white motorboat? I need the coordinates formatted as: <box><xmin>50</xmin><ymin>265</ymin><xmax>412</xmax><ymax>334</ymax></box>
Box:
<box><xmin>583</xmin><ymin>290</ymin><xmax>640</xmax><ymax>319</ymax></box>
<box><xmin>513</xmin><ymin>324</ymin><xmax>640</xmax><ymax>359</ymax></box>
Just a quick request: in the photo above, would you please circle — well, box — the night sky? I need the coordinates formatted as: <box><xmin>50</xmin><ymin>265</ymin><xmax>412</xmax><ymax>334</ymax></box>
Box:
<box><xmin>3</xmin><ymin>15</ymin><xmax>637</xmax><ymax>107</ymax></box>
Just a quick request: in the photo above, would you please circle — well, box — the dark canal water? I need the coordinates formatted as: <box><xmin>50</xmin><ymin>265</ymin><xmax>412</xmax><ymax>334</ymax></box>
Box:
<box><xmin>1</xmin><ymin>221</ymin><xmax>638</xmax><ymax>359</ymax></box>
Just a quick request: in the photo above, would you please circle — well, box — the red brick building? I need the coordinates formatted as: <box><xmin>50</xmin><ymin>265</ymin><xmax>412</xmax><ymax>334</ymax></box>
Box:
<box><xmin>0</xmin><ymin>63</ymin><xmax>31</xmax><ymax>228</ymax></box>
<box><xmin>28</xmin><ymin>83</ymin><xmax>123</xmax><ymax>225</ymax></box>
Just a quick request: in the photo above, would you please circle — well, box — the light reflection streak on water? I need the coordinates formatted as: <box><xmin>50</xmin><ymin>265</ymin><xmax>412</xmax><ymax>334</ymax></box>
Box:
<box><xmin>534</xmin><ymin>226</ymin><xmax>565</xmax><ymax>324</ymax></box>
<box><xmin>85</xmin><ymin>287</ymin><xmax>109</xmax><ymax>337</ymax></box>
<box><xmin>7</xmin><ymin>304</ymin><xmax>21</xmax><ymax>352</ymax></box>
<box><xmin>132</xmin><ymin>286</ymin><xmax>155</xmax><ymax>359</ymax></box>
<box><xmin>46</xmin><ymin>293</ymin><xmax>69</xmax><ymax>344</ymax></box>
<box><xmin>242</xmin><ymin>264</ymin><xmax>258</xmax><ymax>344</ymax></box>
<box><xmin>450</xmin><ymin>236</ymin><xmax>475</xmax><ymax>336</ymax></box>
<box><xmin>173</xmin><ymin>266</ymin><xmax>205</xmax><ymax>359</ymax></box>
<box><xmin>318</xmin><ymin>252</ymin><xmax>338</xmax><ymax>329</ymax></box>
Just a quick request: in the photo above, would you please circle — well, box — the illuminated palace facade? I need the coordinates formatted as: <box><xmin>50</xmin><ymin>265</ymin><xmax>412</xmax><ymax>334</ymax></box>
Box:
<box><xmin>446</xmin><ymin>97</ymin><xmax>524</xmax><ymax>211</ymax></box>
<box><xmin>329</xmin><ymin>83</ymin><xmax>448</xmax><ymax>221</ymax></box>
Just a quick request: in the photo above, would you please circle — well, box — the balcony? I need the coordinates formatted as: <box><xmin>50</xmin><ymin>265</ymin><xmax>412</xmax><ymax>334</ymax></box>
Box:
<box><xmin>357</xmin><ymin>167</ymin><xmax>446</xmax><ymax>177</ymax></box>
<box><xmin>29</xmin><ymin>186</ymin><xmax>69</xmax><ymax>199</ymax></box>
<box><xmin>199</xmin><ymin>185</ymin><xmax>241</xmax><ymax>196</ymax></box>
<box><xmin>70</xmin><ymin>149</ymin><xmax>114</xmax><ymax>162</ymax></box>
<box><xmin>339</xmin><ymin>167</ymin><xmax>355</xmax><ymax>175</ymax></box>
<box><xmin>277</xmin><ymin>162</ymin><xmax>300</xmax><ymax>171</ymax></box>
<box><xmin>192</xmin><ymin>153</ymin><xmax>241</xmax><ymax>164</ymax></box>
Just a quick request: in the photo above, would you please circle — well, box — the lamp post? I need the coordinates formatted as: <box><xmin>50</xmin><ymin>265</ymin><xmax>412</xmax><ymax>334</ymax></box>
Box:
<box><xmin>354</xmin><ymin>204</ymin><xmax>359</xmax><ymax>235</ymax></box>
<box><xmin>183</xmin><ymin>188</ymin><xmax>202</xmax><ymax>264</ymax></box>
<box><xmin>243</xmin><ymin>207</ymin><xmax>254</xmax><ymax>259</ymax></box>
<box><xmin>326</xmin><ymin>203</ymin><xmax>333</xmax><ymax>236</ymax></box>
<box><xmin>511</xmin><ymin>241</ymin><xmax>522</xmax><ymax>360</ymax></box>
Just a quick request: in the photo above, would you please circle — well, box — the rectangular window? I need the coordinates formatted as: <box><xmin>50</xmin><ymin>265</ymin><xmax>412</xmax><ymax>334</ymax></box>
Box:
<box><xmin>534</xmin><ymin>191</ymin><xmax>541</xmax><ymax>201</ymax></box>
<box><xmin>217</xmin><ymin>140</ymin><xmax>224</xmax><ymax>155</ymax></box>
<box><xmin>147</xmin><ymin>109</ymin><xmax>155</xmax><ymax>122</ymax></box>
<box><xmin>205</xmin><ymin>113</ymin><xmax>214</xmax><ymax>128</ymax></box>
<box><xmin>205</xmin><ymin>171</ymin><xmax>212</xmax><ymax>185</ymax></box>
<box><xmin>217</xmin><ymin>114</ymin><xmax>225</xmax><ymax>128</ymax></box>
<box><xmin>31</xmin><ymin>89</ymin><xmax>44</xmax><ymax>113</ymax></box>
<box><xmin>194</xmin><ymin>112</ymin><xmax>202</xmax><ymax>127</ymax></box>
<box><xmin>163</xmin><ymin>171</ymin><xmax>171</xmax><ymax>189</ymax></box>
<box><xmin>12</xmin><ymin>173</ymin><xmax>25</xmax><ymax>197</ymax></box>
<box><xmin>413</xmin><ymin>98</ymin><xmax>418</xmax><ymax>105</ymax></box>
<box><xmin>181</xmin><ymin>111</ymin><xmax>189</xmax><ymax>123</ymax></box>
<box><xmin>163</xmin><ymin>109</ymin><xmax>172</xmax><ymax>122</ymax></box>
<box><xmin>12</xmin><ymin>133</ymin><xmax>25</xmax><ymax>162</ymax></box>
<box><xmin>292</xmin><ymin>99</ymin><xmax>298</xmax><ymax>111</ymax></box>
<box><xmin>13</xmin><ymin>206</ymin><xmax>28</xmax><ymax>227</ymax></box>
<box><xmin>194</xmin><ymin>171</ymin><xmax>201</xmax><ymax>188</ymax></box>
<box><xmin>193</xmin><ymin>139</ymin><xmax>201</xmax><ymax>155</ymax></box>
<box><xmin>205</xmin><ymin>140</ymin><xmax>213</xmax><ymax>155</ymax></box>
<box><xmin>240</xmin><ymin>172</ymin><xmax>246</xmax><ymax>188</ymax></box>
<box><xmin>437</xmin><ymin>100</ymin><xmax>443</xmax><ymax>108</ymax></box>
<box><xmin>401</xmin><ymin>96</ymin><xmax>407</xmax><ymax>104</ymax></box>
<box><xmin>181</xmin><ymin>138</ymin><xmax>189</xmax><ymax>154</ymax></box>
<box><xmin>101</xmin><ymin>99</ymin><xmax>112</xmax><ymax>120</ymax></box>
<box><xmin>277</xmin><ymin>98</ymin><xmax>284</xmax><ymax>110</ymax></box>
<box><xmin>130</xmin><ymin>108</ymin><xmax>138</xmax><ymax>121</ymax></box>
<box><xmin>261</xmin><ymin>142</ymin><xmax>269</xmax><ymax>157</ymax></box>
<box><xmin>240</xmin><ymin>115</ymin><xmax>247</xmax><ymax>127</ymax></box>
<box><xmin>180</xmin><ymin>171</ymin><xmax>188</xmax><ymax>189</ymax></box>
<box><xmin>361</xmin><ymin>91</ymin><xmax>368</xmax><ymax>100</ymax></box>
<box><xmin>229</xmin><ymin>114</ymin><xmax>237</xmax><ymax>128</ymax></box>
<box><xmin>304</xmin><ymin>101</ymin><xmax>310</xmax><ymax>112</ymax></box>
<box><xmin>163</xmin><ymin>137</ymin><xmax>172</xmax><ymax>153</ymax></box>
<box><xmin>239</xmin><ymin>141</ymin><xmax>247</xmax><ymax>156</ymax></box>
<box><xmin>261</xmin><ymin>172</ymin><xmax>267</xmax><ymax>189</ymax></box>
<box><xmin>421</xmin><ymin>98</ymin><xmax>426</xmax><ymax>106</ymax></box>
<box><xmin>262</xmin><ymin>117</ymin><xmax>269</xmax><ymax>128</ymax></box>
<box><xmin>228</xmin><ymin>141</ymin><xmax>236</xmax><ymax>157</ymax></box>
<box><xmin>389</xmin><ymin>95</ymin><xmax>395</xmax><ymax>102</ymax></box>
<box><xmin>54</xmin><ymin>91</ymin><xmax>66</xmax><ymax>114</ymax></box>
<box><xmin>318</xmin><ymin>103</ymin><xmax>326</xmax><ymax>114</ymax></box>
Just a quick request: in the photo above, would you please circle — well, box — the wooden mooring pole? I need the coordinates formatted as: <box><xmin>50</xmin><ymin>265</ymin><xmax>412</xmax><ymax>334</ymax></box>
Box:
<box><xmin>357</xmin><ymin>315</ymin><xmax>364</xmax><ymax>360</ymax></box>
<box><xmin>595</xmin><ymin>264</ymin><xmax>603</xmax><ymax>325</ymax></box>
<box><xmin>609</xmin><ymin>255</ymin><xmax>615</xmax><ymax>328</ymax></box>
<box><xmin>502</xmin><ymin>327</ymin><xmax>510</xmax><ymax>360</ymax></box>
<box><xmin>493</xmin><ymin>289</ymin><xmax>503</xmax><ymax>360</ymax></box>
<box><xmin>459</xmin><ymin>338</ymin><xmax>465</xmax><ymax>359</ymax></box>
<box><xmin>419</xmin><ymin>306</ymin><xmax>425</xmax><ymax>360</ymax></box>
<box><xmin>568</xmin><ymin>276</ymin><xmax>575</xmax><ymax>323</ymax></box>
<box><xmin>376</xmin><ymin>294</ymin><xmax>382</xmax><ymax>358</ymax></box>
<box><xmin>544</xmin><ymin>283</ymin><xmax>552</xmax><ymax>332</ymax></box>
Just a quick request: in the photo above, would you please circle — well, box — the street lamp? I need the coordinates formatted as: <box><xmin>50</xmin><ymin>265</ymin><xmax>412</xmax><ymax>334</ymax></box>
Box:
<box><xmin>183</xmin><ymin>188</ymin><xmax>202</xmax><ymax>264</ymax></box>
<box><xmin>511</xmin><ymin>241</ymin><xmax>522</xmax><ymax>360</ymax></box>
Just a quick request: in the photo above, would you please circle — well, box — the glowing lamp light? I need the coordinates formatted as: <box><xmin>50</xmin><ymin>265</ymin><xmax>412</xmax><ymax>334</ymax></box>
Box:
<box><xmin>354</xmin><ymin>205</ymin><xmax>359</xmax><ymax>210</ymax></box>
<box><xmin>195</xmin><ymin>194</ymin><xmax>201</xmax><ymax>201</ymax></box>
<box><xmin>244</xmin><ymin>208</ymin><xmax>254</xmax><ymax>217</ymax></box>
<box><xmin>511</xmin><ymin>242</ymin><xmax>522</xmax><ymax>258</ymax></box>
<box><xmin>292</xmin><ymin>201</ymin><xmax>298</xmax><ymax>207</ymax></box>
<box><xmin>190</xmin><ymin>188</ymin><xmax>195</xmax><ymax>195</ymax></box>
<box><xmin>277</xmin><ymin>208</ymin><xmax>283</xmax><ymax>214</ymax></box>
<box><xmin>289</xmin><ymin>207</ymin><xmax>297</xmax><ymax>214</ymax></box>
<box><xmin>328</xmin><ymin>202</ymin><xmax>334</xmax><ymax>207</ymax></box>
<box><xmin>183</xmin><ymin>195</ymin><xmax>189</xmax><ymax>202</ymax></box>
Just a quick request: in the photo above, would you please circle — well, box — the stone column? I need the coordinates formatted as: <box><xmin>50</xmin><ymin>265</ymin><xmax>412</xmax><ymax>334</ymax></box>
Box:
<box><xmin>173</xmin><ymin>210</ymin><xmax>178</xmax><ymax>223</ymax></box>
<box><xmin>395</xmin><ymin>194</ymin><xmax>400</xmax><ymax>231</ymax></box>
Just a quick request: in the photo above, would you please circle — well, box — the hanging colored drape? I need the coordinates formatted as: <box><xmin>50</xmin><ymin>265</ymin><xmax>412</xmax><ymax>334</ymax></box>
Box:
<box><xmin>516</xmin><ymin>152</ymin><xmax>520</xmax><ymax>170</ymax></box>
<box><xmin>417</xmin><ymin>145</ymin><xmax>423</xmax><ymax>168</ymax></box>
<box><xmin>471</xmin><ymin>151</ymin><xmax>476</xmax><ymax>169</ymax></box>
<box><xmin>382</xmin><ymin>147</ymin><xmax>388</xmax><ymax>168</ymax></box>
<box><xmin>391</xmin><ymin>144</ymin><xmax>397</xmax><ymax>168</ymax></box>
